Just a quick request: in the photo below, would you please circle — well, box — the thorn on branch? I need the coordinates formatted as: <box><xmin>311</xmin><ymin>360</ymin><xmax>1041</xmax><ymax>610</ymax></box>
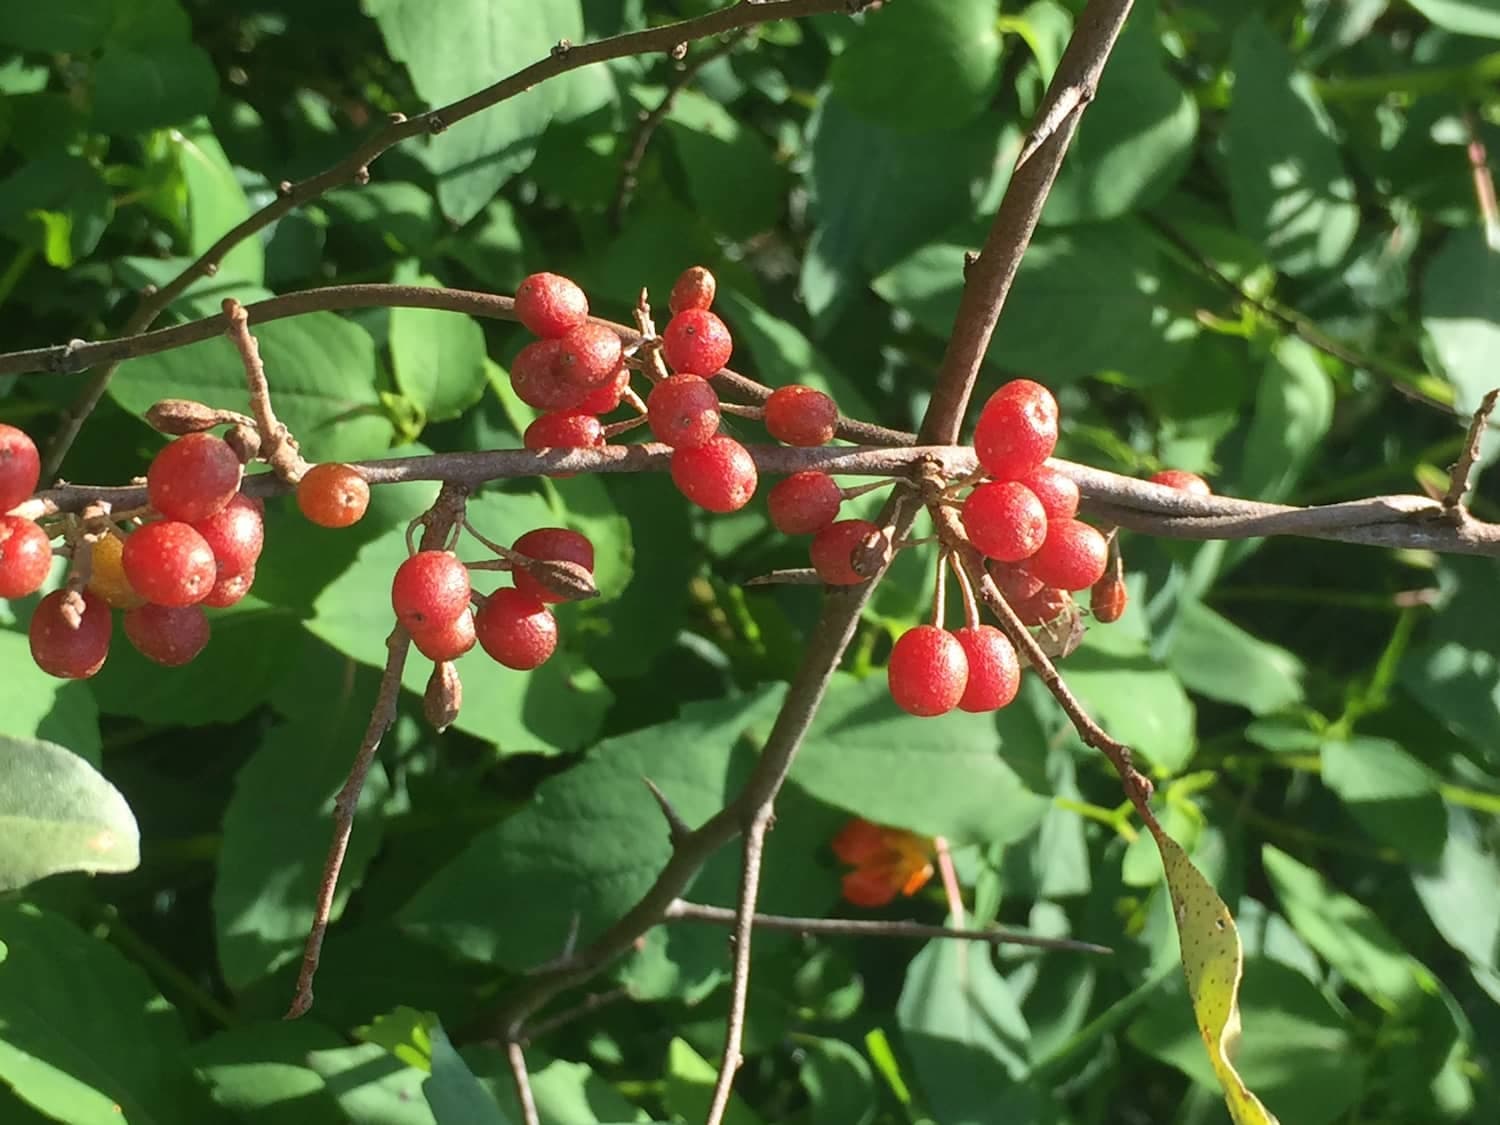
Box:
<box><xmin>643</xmin><ymin>777</ymin><xmax>693</xmax><ymax>847</ymax></box>
<box><xmin>427</xmin><ymin>114</ymin><xmax>447</xmax><ymax>135</ymax></box>
<box><xmin>552</xmin><ymin>39</ymin><xmax>573</xmax><ymax>57</ymax></box>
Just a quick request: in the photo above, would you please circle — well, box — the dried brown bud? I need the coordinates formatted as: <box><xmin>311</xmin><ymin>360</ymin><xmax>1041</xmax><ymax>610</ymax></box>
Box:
<box><xmin>59</xmin><ymin>588</ymin><xmax>87</xmax><ymax>629</ymax></box>
<box><xmin>850</xmin><ymin>526</ymin><xmax>894</xmax><ymax>579</ymax></box>
<box><xmin>516</xmin><ymin>558</ymin><xmax>599</xmax><ymax>603</ymax></box>
<box><xmin>424</xmin><ymin>662</ymin><xmax>462</xmax><ymax>732</ymax></box>
<box><xmin>145</xmin><ymin>399</ymin><xmax>224</xmax><ymax>435</ymax></box>
<box><xmin>225</xmin><ymin>424</ymin><xmax>262</xmax><ymax>464</ymax></box>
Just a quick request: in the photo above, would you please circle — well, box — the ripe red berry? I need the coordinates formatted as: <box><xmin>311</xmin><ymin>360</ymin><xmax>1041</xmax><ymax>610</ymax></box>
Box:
<box><xmin>124</xmin><ymin>603</ymin><xmax>210</xmax><ymax>667</ymax></box>
<box><xmin>524</xmin><ymin>412</ymin><xmax>605</xmax><ymax>452</ymax></box>
<box><xmin>962</xmin><ymin>481</ymin><xmax>1048</xmax><ymax>562</ymax></box>
<box><xmin>577</xmin><ymin>367</ymin><xmax>631</xmax><ymax>415</ymax></box>
<box><xmin>510</xmin><ymin>338</ymin><xmax>589</xmax><ymax>413</ymax></box>
<box><xmin>0</xmin><ymin>423</ymin><xmax>41</xmax><ymax>513</ymax></box>
<box><xmin>1013</xmin><ymin>586</ymin><xmax>1072</xmax><ymax>626</ymax></box>
<box><xmin>30</xmin><ymin>589</ymin><xmax>112</xmax><ymax>678</ymax></box>
<box><xmin>511</xmin><ymin>527</ymin><xmax>595</xmax><ymax>605</ymax></box>
<box><xmin>192</xmin><ymin>493</ymin><xmax>263</xmax><ymax>578</ymax></box>
<box><xmin>1150</xmin><ymin>468</ymin><xmax>1212</xmax><ymax>496</ymax></box>
<box><xmin>87</xmin><ymin>531</ymin><xmax>145</xmax><ymax>609</ymax></box>
<box><xmin>146</xmin><ymin>433</ymin><xmax>243</xmax><ymax>522</ymax></box>
<box><xmin>952</xmin><ymin>625</ymin><xmax>1021</xmax><ymax>713</ymax></box>
<box><xmin>202</xmin><ymin>566</ymin><xmax>255</xmax><ymax>608</ymax></box>
<box><xmin>669</xmin><ymin>266</ymin><xmax>717</xmax><ymax>315</ymax></box>
<box><xmin>298</xmin><ymin>463</ymin><xmax>370</xmax><ymax>528</ymax></box>
<box><xmin>887</xmin><ymin>626</ymin><xmax>968</xmax><ymax>717</ymax></box>
<box><xmin>514</xmin><ymin>272</ymin><xmax>589</xmax><ymax>338</ymax></box>
<box><xmin>764</xmin><ymin>385</ymin><xmax>838</xmax><ymax>447</ymax></box>
<box><xmin>768</xmin><ymin>472</ymin><xmax>842</xmax><ymax>535</ymax></box>
<box><xmin>647</xmin><ymin>374</ymin><xmax>721</xmax><ymax>449</ymax></box>
<box><xmin>391</xmin><ymin>551</ymin><xmax>471</xmax><ymax>632</ymax></box>
<box><xmin>411</xmin><ymin>608</ymin><xmax>477</xmax><ymax>661</ymax></box>
<box><xmin>973</xmin><ymin>379</ymin><xmax>1059</xmax><ymax>481</ymax></box>
<box><xmin>1091</xmin><ymin>573</ymin><xmax>1128</xmax><ymax>623</ymax></box>
<box><xmin>1016</xmin><ymin>465</ymin><xmax>1079</xmax><ymax>521</ymax></box>
<box><xmin>810</xmin><ymin>519</ymin><xmax>879</xmax><ymax>585</ymax></box>
<box><xmin>662</xmin><ymin>308</ymin><xmax>733</xmax><ymax>376</ymax></box>
<box><xmin>1028</xmin><ymin>518</ymin><xmax>1108</xmax><ymax>591</ymax></box>
<box><xmin>987</xmin><ymin>559</ymin><xmax>1044</xmax><ymax>604</ymax></box>
<box><xmin>475</xmin><ymin>587</ymin><xmax>558</xmax><ymax>670</ymax></box>
<box><xmin>122</xmin><ymin>521</ymin><xmax>218</xmax><ymax>606</ymax></box>
<box><xmin>555</xmin><ymin>323</ymin><xmax>623</xmax><ymax>391</ymax></box>
<box><xmin>0</xmin><ymin>515</ymin><xmax>52</xmax><ymax>598</ymax></box>
<box><xmin>670</xmin><ymin>435</ymin><xmax>758</xmax><ymax>512</ymax></box>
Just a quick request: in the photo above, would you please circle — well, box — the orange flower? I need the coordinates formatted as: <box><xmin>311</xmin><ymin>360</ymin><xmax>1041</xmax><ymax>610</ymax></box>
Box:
<box><xmin>830</xmin><ymin>817</ymin><xmax>934</xmax><ymax>907</ymax></box>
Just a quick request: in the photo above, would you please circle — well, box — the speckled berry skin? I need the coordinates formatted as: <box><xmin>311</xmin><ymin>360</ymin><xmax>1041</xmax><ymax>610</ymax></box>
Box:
<box><xmin>122</xmin><ymin>521</ymin><xmax>218</xmax><ymax>607</ymax></box>
<box><xmin>670</xmin><ymin>435</ymin><xmax>758</xmax><ymax>512</ymax></box>
<box><xmin>203</xmin><ymin>567</ymin><xmax>255</xmax><ymax>608</ymax></box>
<box><xmin>0</xmin><ymin>515</ymin><xmax>52</xmax><ymax>598</ymax></box>
<box><xmin>577</xmin><ymin>368</ymin><xmax>630</xmax><ymax>415</ymax></box>
<box><xmin>30</xmin><ymin>589</ymin><xmax>112</xmax><ymax>679</ymax></box>
<box><xmin>809</xmin><ymin>519</ymin><xmax>879</xmax><ymax>585</ymax></box>
<box><xmin>648</xmin><ymin>375</ymin><xmax>721</xmax><ymax>449</ymax></box>
<box><xmin>124</xmin><ymin>603</ymin><xmax>210</xmax><ymax>667</ymax></box>
<box><xmin>147</xmin><ymin>433</ymin><xmax>243</xmax><ymax>523</ymax></box>
<box><xmin>511</xmin><ymin>528</ymin><xmax>595</xmax><ymax>605</ymax></box>
<box><xmin>973</xmin><ymin>379</ymin><xmax>1058</xmax><ymax>482</ymax></box>
<box><xmin>555</xmin><ymin>323</ymin><xmax>623</xmax><ymax>390</ymax></box>
<box><xmin>1091</xmin><ymin>574</ymin><xmax>1128</xmax><ymax>623</ymax></box>
<box><xmin>0</xmin><ymin>423</ymin><xmax>41</xmax><ymax>513</ymax></box>
<box><xmin>524</xmin><ymin>412</ymin><xmax>605</xmax><ymax>452</ymax></box>
<box><xmin>298</xmin><ymin>463</ymin><xmax>370</xmax><ymax>528</ymax></box>
<box><xmin>1028</xmin><ymin>518</ymin><xmax>1108</xmax><ymax>592</ymax></box>
<box><xmin>662</xmin><ymin>308</ymin><xmax>733</xmax><ymax>375</ymax></box>
<box><xmin>887</xmin><ymin>626</ymin><xmax>969</xmax><ymax>717</ymax></box>
<box><xmin>1149</xmin><ymin>468</ymin><xmax>1212</xmax><ymax>496</ymax></box>
<box><xmin>510</xmin><ymin>338</ymin><xmax>588</xmax><ymax>413</ymax></box>
<box><xmin>514</xmin><ymin>272</ymin><xmax>589</xmax><ymax>338</ymax></box>
<box><xmin>1016</xmin><ymin>465</ymin><xmax>1079</xmax><ymax>520</ymax></box>
<box><xmin>192</xmin><ymin>493</ymin><xmax>264</xmax><ymax>578</ymax></box>
<box><xmin>764</xmin><ymin>385</ymin><xmax>838</xmax><ymax>447</ymax></box>
<box><xmin>962</xmin><ymin>481</ymin><xmax>1048</xmax><ymax>563</ymax></box>
<box><xmin>411</xmin><ymin>608</ymin><xmax>477</xmax><ymax>661</ymax></box>
<box><xmin>952</xmin><ymin>625</ymin><xmax>1020</xmax><ymax>713</ymax></box>
<box><xmin>391</xmin><ymin>551</ymin><xmax>472</xmax><ymax>632</ymax></box>
<box><xmin>669</xmin><ymin>266</ymin><xmax>717</xmax><ymax>314</ymax></box>
<box><xmin>768</xmin><ymin>472</ymin><xmax>842</xmax><ymax>535</ymax></box>
<box><xmin>87</xmin><ymin>531</ymin><xmax>144</xmax><ymax>609</ymax></box>
<box><xmin>475</xmin><ymin>588</ymin><xmax>558</xmax><ymax>669</ymax></box>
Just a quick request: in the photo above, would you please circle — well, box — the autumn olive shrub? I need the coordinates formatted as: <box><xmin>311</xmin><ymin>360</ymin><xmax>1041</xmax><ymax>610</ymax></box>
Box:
<box><xmin>1</xmin><ymin>1</ymin><xmax>1498</xmax><ymax>1123</ymax></box>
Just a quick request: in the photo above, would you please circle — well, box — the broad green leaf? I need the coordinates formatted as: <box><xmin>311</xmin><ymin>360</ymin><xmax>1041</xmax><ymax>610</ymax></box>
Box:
<box><xmin>663</xmin><ymin>1038</ymin><xmax>763</xmax><ymax>1125</ymax></box>
<box><xmin>1411</xmin><ymin>807</ymin><xmax>1500</xmax><ymax>980</ymax></box>
<box><xmin>1233</xmin><ymin>337</ymin><xmax>1334</xmax><ymax>504</ymax></box>
<box><xmin>790</xmin><ymin>673</ymin><xmax>1049</xmax><ymax>848</ymax></box>
<box><xmin>308</xmin><ymin>1042</ymin><xmax>435</xmax><ymax>1125</ymax></box>
<box><xmin>1225</xmin><ymin>20</ymin><xmax>1358</xmax><ymax>275</ymax></box>
<box><xmin>1122</xmin><ymin>801</ymin><xmax>1199</xmax><ymax>887</ymax></box>
<box><xmin>112</xmin><ymin>312</ymin><xmax>392</xmax><ymax>464</ymax></box>
<box><xmin>91</xmin><ymin>44</ymin><xmax>219</xmax><ymax>134</ymax></box>
<box><xmin>0</xmin><ymin>736</ymin><xmax>137</xmax><ymax>891</ymax></box>
<box><xmin>1421</xmin><ymin>225</ymin><xmax>1500</xmax><ymax>414</ymax></box>
<box><xmin>797</xmin><ymin>1036</ymin><xmax>876</xmax><ymax>1125</ymax></box>
<box><xmin>1409</xmin><ymin>0</ymin><xmax>1500</xmax><ymax>37</ymax></box>
<box><xmin>1063</xmin><ymin>625</ymin><xmax>1197</xmax><ymax>773</ymax></box>
<box><xmin>171</xmin><ymin>119</ymin><xmax>264</xmax><ymax>289</ymax></box>
<box><xmin>662</xmin><ymin>89</ymin><xmax>787</xmax><ymax>241</ymax></box>
<box><xmin>0</xmin><ymin>1</ymin><xmax>111</xmax><ymax>51</ymax></box>
<box><xmin>1320</xmin><ymin>738</ymin><xmax>1446</xmax><ymax>861</ymax></box>
<box><xmin>1166</xmin><ymin>600</ymin><xmax>1304</xmax><ymax>716</ymax></box>
<box><xmin>426</xmin><ymin>1025</ymin><xmax>512</xmax><ymax>1125</ymax></box>
<box><xmin>0</xmin><ymin>904</ymin><xmax>225</xmax><ymax>1125</ymax></box>
<box><xmin>0</xmin><ymin>631</ymin><xmax>101</xmax><ymax>762</ymax></box>
<box><xmin>389</xmin><ymin>272</ymin><xmax>489</xmax><ymax>423</ymax></box>
<box><xmin>191</xmin><ymin>1020</ymin><xmax>348</xmax><ymax>1125</ymax></box>
<box><xmin>467</xmin><ymin>1049</ymin><xmax>646</xmax><ymax>1125</ymax></box>
<box><xmin>0</xmin><ymin>153</ymin><xmax>112</xmax><ymax>268</ymax></box>
<box><xmin>1261</xmin><ymin>845</ymin><xmax>1429</xmax><ymax>1009</ymax></box>
<box><xmin>831</xmin><ymin>0</ymin><xmax>1002</xmax><ymax>132</ymax></box>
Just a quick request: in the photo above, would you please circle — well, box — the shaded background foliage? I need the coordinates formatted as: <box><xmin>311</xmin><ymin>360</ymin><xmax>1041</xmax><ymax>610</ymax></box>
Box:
<box><xmin>0</xmin><ymin>0</ymin><xmax>1499</xmax><ymax>1123</ymax></box>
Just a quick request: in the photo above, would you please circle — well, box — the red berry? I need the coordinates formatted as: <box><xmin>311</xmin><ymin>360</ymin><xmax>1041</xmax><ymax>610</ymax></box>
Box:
<box><xmin>298</xmin><ymin>463</ymin><xmax>370</xmax><ymax>528</ymax></box>
<box><xmin>511</xmin><ymin>527</ymin><xmax>595</xmax><ymax>605</ymax></box>
<box><xmin>202</xmin><ymin>566</ymin><xmax>255</xmax><ymax>608</ymax></box>
<box><xmin>0</xmin><ymin>515</ymin><xmax>52</xmax><ymax>598</ymax></box>
<box><xmin>87</xmin><ymin>531</ymin><xmax>145</xmax><ymax>610</ymax></box>
<box><xmin>1028</xmin><ymin>519</ymin><xmax>1108</xmax><ymax>591</ymax></box>
<box><xmin>391</xmin><ymin>551</ymin><xmax>471</xmax><ymax>631</ymax></box>
<box><xmin>669</xmin><ymin>266</ymin><xmax>717</xmax><ymax>314</ymax></box>
<box><xmin>146</xmin><ymin>433</ymin><xmax>243</xmax><ymax>522</ymax></box>
<box><xmin>1091</xmin><ymin>574</ymin><xmax>1128</xmax><ymax>623</ymax></box>
<box><xmin>670</xmin><ymin>435</ymin><xmax>757</xmax><ymax>512</ymax></box>
<box><xmin>973</xmin><ymin>379</ymin><xmax>1058</xmax><ymax>481</ymax></box>
<box><xmin>475</xmin><ymin>587</ymin><xmax>558</xmax><ymax>670</ymax></box>
<box><xmin>809</xmin><ymin>519</ymin><xmax>879</xmax><ymax>585</ymax></box>
<box><xmin>123</xmin><ymin>603</ymin><xmax>210</xmax><ymax>667</ymax></box>
<box><xmin>511</xmin><ymin>338</ymin><xmax>588</xmax><ymax>413</ymax></box>
<box><xmin>987</xmin><ymin>559</ymin><xmax>1044</xmax><ymax>604</ymax></box>
<box><xmin>29</xmin><ymin>589</ymin><xmax>112</xmax><ymax>678</ymax></box>
<box><xmin>514</xmin><ymin>272</ymin><xmax>588</xmax><ymax>338</ymax></box>
<box><xmin>768</xmin><ymin>472</ymin><xmax>842</xmax><ymax>535</ymax></box>
<box><xmin>524</xmin><ymin>412</ymin><xmax>605</xmax><ymax>452</ymax></box>
<box><xmin>647</xmin><ymin>374</ymin><xmax>721</xmax><ymax>449</ymax></box>
<box><xmin>411</xmin><ymin>608</ymin><xmax>477</xmax><ymax>661</ymax></box>
<box><xmin>1150</xmin><ymin>468</ymin><xmax>1212</xmax><ymax>497</ymax></box>
<box><xmin>577</xmin><ymin>367</ymin><xmax>631</xmax><ymax>415</ymax></box>
<box><xmin>952</xmin><ymin>625</ymin><xmax>1020</xmax><ymax>713</ymax></box>
<box><xmin>887</xmin><ymin>626</ymin><xmax>968</xmax><ymax>717</ymax></box>
<box><xmin>555</xmin><ymin>323</ymin><xmax>623</xmax><ymax>390</ymax></box>
<box><xmin>1016</xmin><ymin>465</ymin><xmax>1079</xmax><ymax>520</ymax></box>
<box><xmin>121</xmin><ymin>521</ymin><xmax>218</xmax><ymax>607</ymax></box>
<box><xmin>191</xmin><ymin>493</ymin><xmax>264</xmax><ymax>578</ymax></box>
<box><xmin>0</xmin><ymin>423</ymin><xmax>41</xmax><ymax>513</ymax></box>
<box><xmin>1014</xmin><ymin>586</ymin><xmax>1072</xmax><ymax>626</ymax></box>
<box><xmin>662</xmin><ymin>308</ymin><xmax>732</xmax><ymax>375</ymax></box>
<box><xmin>764</xmin><ymin>385</ymin><xmax>839</xmax><ymax>447</ymax></box>
<box><xmin>962</xmin><ymin>481</ymin><xmax>1048</xmax><ymax>562</ymax></box>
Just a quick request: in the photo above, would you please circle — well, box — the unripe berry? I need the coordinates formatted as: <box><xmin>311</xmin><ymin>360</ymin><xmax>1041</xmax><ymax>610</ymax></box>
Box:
<box><xmin>647</xmin><ymin>374</ymin><xmax>721</xmax><ymax>449</ymax></box>
<box><xmin>555</xmin><ymin>323</ymin><xmax>623</xmax><ymax>390</ymax></box>
<box><xmin>1091</xmin><ymin>573</ymin><xmax>1128</xmax><ymax>623</ymax></box>
<box><xmin>1013</xmin><ymin>586</ymin><xmax>1072</xmax><ymax>626</ymax></box>
<box><xmin>768</xmin><ymin>472</ymin><xmax>842</xmax><ymax>535</ymax></box>
<box><xmin>87</xmin><ymin>531</ymin><xmax>145</xmax><ymax>609</ymax></box>
<box><xmin>987</xmin><ymin>559</ymin><xmax>1044</xmax><ymax>604</ymax></box>
<box><xmin>30</xmin><ymin>589</ymin><xmax>111</xmax><ymax>679</ymax></box>
<box><xmin>810</xmin><ymin>519</ymin><xmax>879</xmax><ymax>585</ymax></box>
<box><xmin>511</xmin><ymin>527</ymin><xmax>595</xmax><ymax>605</ymax></box>
<box><xmin>191</xmin><ymin>493</ymin><xmax>264</xmax><ymax>578</ymax></box>
<box><xmin>962</xmin><ymin>481</ymin><xmax>1048</xmax><ymax>562</ymax></box>
<box><xmin>973</xmin><ymin>379</ymin><xmax>1058</xmax><ymax>481</ymax></box>
<box><xmin>1150</xmin><ymin>468</ymin><xmax>1212</xmax><ymax>496</ymax></box>
<box><xmin>887</xmin><ymin>626</ymin><xmax>968</xmax><ymax>717</ymax></box>
<box><xmin>0</xmin><ymin>515</ymin><xmax>52</xmax><ymax>598</ymax></box>
<box><xmin>524</xmin><ymin>412</ymin><xmax>605</xmax><ymax>452</ymax></box>
<box><xmin>514</xmin><ymin>272</ymin><xmax>589</xmax><ymax>338</ymax></box>
<box><xmin>0</xmin><ymin>423</ymin><xmax>41</xmax><ymax>513</ymax></box>
<box><xmin>669</xmin><ymin>265</ymin><xmax>717</xmax><ymax>314</ymax></box>
<box><xmin>411</xmin><ymin>608</ymin><xmax>477</xmax><ymax>662</ymax></box>
<box><xmin>670</xmin><ymin>435</ymin><xmax>757</xmax><ymax>512</ymax></box>
<box><xmin>1028</xmin><ymin>518</ymin><xmax>1108</xmax><ymax>591</ymax></box>
<box><xmin>146</xmin><ymin>433</ymin><xmax>243</xmax><ymax>522</ymax></box>
<box><xmin>952</xmin><ymin>625</ymin><xmax>1021</xmax><ymax>713</ymax></box>
<box><xmin>391</xmin><ymin>551</ymin><xmax>471</xmax><ymax>632</ymax></box>
<box><xmin>475</xmin><ymin>587</ymin><xmax>558</xmax><ymax>670</ymax></box>
<box><xmin>662</xmin><ymin>308</ymin><xmax>732</xmax><ymax>375</ymax></box>
<box><xmin>764</xmin><ymin>385</ymin><xmax>838</xmax><ymax>447</ymax></box>
<box><xmin>1016</xmin><ymin>465</ymin><xmax>1079</xmax><ymax>520</ymax></box>
<box><xmin>202</xmin><ymin>566</ymin><xmax>255</xmax><ymax>608</ymax></box>
<box><xmin>511</xmin><ymin>338</ymin><xmax>589</xmax><ymax>413</ymax></box>
<box><xmin>122</xmin><ymin>521</ymin><xmax>218</xmax><ymax>606</ymax></box>
<box><xmin>124</xmin><ymin>603</ymin><xmax>210</xmax><ymax>667</ymax></box>
<box><xmin>298</xmin><ymin>463</ymin><xmax>370</xmax><ymax>528</ymax></box>
<box><xmin>577</xmin><ymin>367</ymin><xmax>631</xmax><ymax>415</ymax></box>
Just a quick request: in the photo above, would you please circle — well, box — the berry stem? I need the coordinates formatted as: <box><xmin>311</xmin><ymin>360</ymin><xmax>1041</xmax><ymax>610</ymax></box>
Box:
<box><xmin>222</xmin><ymin>299</ymin><xmax>310</xmax><ymax>482</ymax></box>
<box><xmin>602</xmin><ymin>415</ymin><xmax>650</xmax><ymax>439</ymax></box>
<box><xmin>930</xmin><ymin>552</ymin><xmax>948</xmax><ymax>628</ymax></box>
<box><xmin>949</xmin><ymin>552</ymin><xmax>981</xmax><ymax>631</ymax></box>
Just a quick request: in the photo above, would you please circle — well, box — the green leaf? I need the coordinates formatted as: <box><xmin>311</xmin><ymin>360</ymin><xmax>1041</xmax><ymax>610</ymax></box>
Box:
<box><xmin>0</xmin><ymin>631</ymin><xmax>101</xmax><ymax>762</ymax></box>
<box><xmin>1165</xmin><ymin>600</ymin><xmax>1305</xmax><ymax>716</ymax></box>
<box><xmin>426</xmin><ymin>1026</ymin><xmax>513</xmax><ymax>1125</ymax></box>
<box><xmin>1063</xmin><ymin>625</ymin><xmax>1197</xmax><ymax>773</ymax></box>
<box><xmin>0</xmin><ymin>904</ymin><xmax>225</xmax><ymax>1125</ymax></box>
<box><xmin>1409</xmin><ymin>0</ymin><xmax>1500</xmax><ymax>37</ymax></box>
<box><xmin>467</xmin><ymin>1049</ymin><xmax>645</xmax><ymax>1125</ymax></box>
<box><xmin>389</xmin><ymin>273</ymin><xmax>489</xmax><ymax>424</ymax></box>
<box><xmin>171</xmin><ymin>119</ymin><xmax>265</xmax><ymax>289</ymax></box>
<box><xmin>112</xmin><ymin>312</ymin><xmax>392</xmax><ymax>464</ymax></box>
<box><xmin>1320</xmin><ymin>738</ymin><xmax>1446</xmax><ymax>862</ymax></box>
<box><xmin>0</xmin><ymin>736</ymin><xmax>138</xmax><ymax>892</ymax></box>
<box><xmin>831</xmin><ymin>0</ymin><xmax>1003</xmax><ymax>132</ymax></box>
<box><xmin>91</xmin><ymin>44</ymin><xmax>219</xmax><ymax>134</ymax></box>
<box><xmin>1421</xmin><ymin>226</ymin><xmax>1500</xmax><ymax>414</ymax></box>
<box><xmin>1233</xmin><ymin>337</ymin><xmax>1334</xmax><ymax>504</ymax></box>
<box><xmin>0</xmin><ymin>1</ymin><xmax>111</xmax><ymax>51</ymax></box>
<box><xmin>1410</xmin><ymin>807</ymin><xmax>1500</xmax><ymax>981</ymax></box>
<box><xmin>322</xmin><ymin>183</ymin><xmax>441</xmax><ymax>258</ymax></box>
<box><xmin>0</xmin><ymin>153</ymin><xmax>112</xmax><ymax>268</ymax></box>
<box><xmin>796</xmin><ymin>1036</ymin><xmax>876</xmax><ymax>1125</ymax></box>
<box><xmin>1224</xmin><ymin>20</ymin><xmax>1358</xmax><ymax>275</ymax></box>
<box><xmin>664</xmin><ymin>1038</ymin><xmax>763</xmax><ymax>1125</ymax></box>
<box><xmin>662</xmin><ymin>89</ymin><xmax>787</xmax><ymax>241</ymax></box>
<box><xmin>790</xmin><ymin>673</ymin><xmax>1049</xmax><ymax>848</ymax></box>
<box><xmin>308</xmin><ymin>1042</ymin><xmax>435</xmax><ymax>1125</ymax></box>
<box><xmin>191</xmin><ymin>1020</ymin><xmax>349</xmax><ymax>1125</ymax></box>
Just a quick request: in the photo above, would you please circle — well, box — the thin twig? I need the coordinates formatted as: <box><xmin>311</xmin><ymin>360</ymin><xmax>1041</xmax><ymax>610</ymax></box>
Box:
<box><xmin>222</xmin><ymin>299</ymin><xmax>308</xmax><ymax>481</ymax></box>
<box><xmin>518</xmin><ymin>987</ymin><xmax>631</xmax><ymax>1045</ymax></box>
<box><xmin>704</xmin><ymin>816</ymin><xmax>769</xmax><ymax>1125</ymax></box>
<box><xmin>1465</xmin><ymin>109</ymin><xmax>1500</xmax><ymax>249</ymax></box>
<box><xmin>1443</xmin><ymin>388</ymin><xmax>1500</xmax><ymax>511</ymax></box>
<box><xmin>506</xmin><ymin>1041</ymin><xmax>540</xmax><ymax>1125</ymax></box>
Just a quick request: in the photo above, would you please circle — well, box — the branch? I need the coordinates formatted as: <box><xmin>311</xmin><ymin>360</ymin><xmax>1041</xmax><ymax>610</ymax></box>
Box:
<box><xmin>506</xmin><ymin>1041</ymin><xmax>540</xmax><ymax>1125</ymax></box>
<box><xmin>1443</xmin><ymin>388</ymin><xmax>1499</xmax><ymax>511</ymax></box>
<box><xmin>704</xmin><ymin>817</ymin><xmax>769</xmax><ymax>1125</ymax></box>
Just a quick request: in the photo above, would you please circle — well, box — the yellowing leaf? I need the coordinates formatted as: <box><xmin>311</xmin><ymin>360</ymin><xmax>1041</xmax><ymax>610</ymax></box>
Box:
<box><xmin>1151</xmin><ymin>822</ymin><xmax>1281</xmax><ymax>1125</ymax></box>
